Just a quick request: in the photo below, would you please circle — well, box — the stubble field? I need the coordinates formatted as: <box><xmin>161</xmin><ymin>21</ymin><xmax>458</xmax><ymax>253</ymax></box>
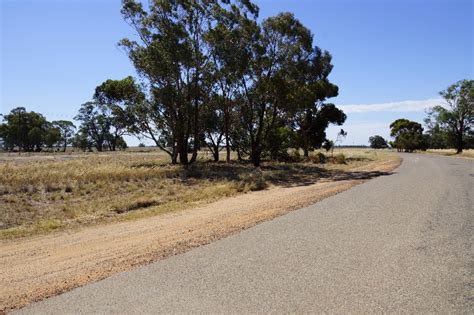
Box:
<box><xmin>1</xmin><ymin>148</ymin><xmax>395</xmax><ymax>239</ymax></box>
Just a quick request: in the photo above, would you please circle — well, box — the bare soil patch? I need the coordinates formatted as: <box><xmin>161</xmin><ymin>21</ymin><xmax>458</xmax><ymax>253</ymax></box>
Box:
<box><xmin>0</xmin><ymin>154</ymin><xmax>400</xmax><ymax>312</ymax></box>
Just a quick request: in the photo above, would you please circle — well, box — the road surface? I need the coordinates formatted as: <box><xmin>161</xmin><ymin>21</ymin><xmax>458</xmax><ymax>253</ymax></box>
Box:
<box><xmin>16</xmin><ymin>153</ymin><xmax>473</xmax><ymax>313</ymax></box>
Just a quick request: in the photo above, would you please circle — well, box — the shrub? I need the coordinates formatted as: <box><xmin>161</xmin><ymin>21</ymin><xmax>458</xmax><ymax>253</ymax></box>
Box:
<box><xmin>334</xmin><ymin>153</ymin><xmax>346</xmax><ymax>164</ymax></box>
<box><xmin>290</xmin><ymin>149</ymin><xmax>302</xmax><ymax>161</ymax></box>
<box><xmin>313</xmin><ymin>152</ymin><xmax>326</xmax><ymax>164</ymax></box>
<box><xmin>238</xmin><ymin>169</ymin><xmax>268</xmax><ymax>192</ymax></box>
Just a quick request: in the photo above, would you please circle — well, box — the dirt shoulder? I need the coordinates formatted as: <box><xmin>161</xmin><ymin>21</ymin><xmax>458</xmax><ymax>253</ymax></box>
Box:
<box><xmin>1</xmin><ymin>156</ymin><xmax>400</xmax><ymax>312</ymax></box>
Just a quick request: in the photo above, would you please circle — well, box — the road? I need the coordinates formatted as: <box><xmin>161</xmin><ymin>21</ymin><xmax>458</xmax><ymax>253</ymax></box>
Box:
<box><xmin>16</xmin><ymin>153</ymin><xmax>473</xmax><ymax>314</ymax></box>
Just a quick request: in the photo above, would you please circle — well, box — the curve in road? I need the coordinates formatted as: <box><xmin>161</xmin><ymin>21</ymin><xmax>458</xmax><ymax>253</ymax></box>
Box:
<box><xmin>16</xmin><ymin>153</ymin><xmax>473</xmax><ymax>313</ymax></box>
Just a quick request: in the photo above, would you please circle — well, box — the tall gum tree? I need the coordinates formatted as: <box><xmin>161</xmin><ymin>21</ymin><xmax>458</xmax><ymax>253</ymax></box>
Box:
<box><xmin>119</xmin><ymin>0</ymin><xmax>257</xmax><ymax>164</ymax></box>
<box><xmin>427</xmin><ymin>80</ymin><xmax>473</xmax><ymax>153</ymax></box>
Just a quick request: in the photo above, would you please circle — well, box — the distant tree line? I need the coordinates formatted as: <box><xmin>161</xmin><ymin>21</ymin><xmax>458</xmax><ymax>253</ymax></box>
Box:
<box><xmin>0</xmin><ymin>106</ymin><xmax>127</xmax><ymax>153</ymax></box>
<box><xmin>369</xmin><ymin>80</ymin><xmax>473</xmax><ymax>153</ymax></box>
<box><xmin>0</xmin><ymin>107</ymin><xmax>76</xmax><ymax>152</ymax></box>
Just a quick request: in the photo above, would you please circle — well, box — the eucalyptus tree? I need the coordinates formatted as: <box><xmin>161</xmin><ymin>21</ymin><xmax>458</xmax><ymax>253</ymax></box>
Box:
<box><xmin>120</xmin><ymin>0</ymin><xmax>206</xmax><ymax>163</ymax></box>
<box><xmin>226</xmin><ymin>12</ymin><xmax>343</xmax><ymax>165</ymax></box>
<box><xmin>95</xmin><ymin>77</ymin><xmax>179</xmax><ymax>161</ymax></box>
<box><xmin>369</xmin><ymin>135</ymin><xmax>388</xmax><ymax>149</ymax></box>
<box><xmin>390</xmin><ymin>119</ymin><xmax>424</xmax><ymax>152</ymax></box>
<box><xmin>116</xmin><ymin>0</ymin><xmax>344</xmax><ymax>165</ymax></box>
<box><xmin>119</xmin><ymin>0</ymin><xmax>258</xmax><ymax>164</ymax></box>
<box><xmin>205</xmin><ymin>2</ymin><xmax>258</xmax><ymax>162</ymax></box>
<box><xmin>426</xmin><ymin>80</ymin><xmax>473</xmax><ymax>153</ymax></box>
<box><xmin>52</xmin><ymin>120</ymin><xmax>76</xmax><ymax>152</ymax></box>
<box><xmin>0</xmin><ymin>107</ymin><xmax>50</xmax><ymax>151</ymax></box>
<box><xmin>45</xmin><ymin>127</ymin><xmax>61</xmax><ymax>151</ymax></box>
<box><xmin>200</xmin><ymin>94</ymin><xmax>225</xmax><ymax>161</ymax></box>
<box><xmin>229</xmin><ymin>13</ymin><xmax>318</xmax><ymax>166</ymax></box>
<box><xmin>291</xmin><ymin>48</ymin><xmax>345</xmax><ymax>157</ymax></box>
<box><xmin>75</xmin><ymin>102</ymin><xmax>111</xmax><ymax>152</ymax></box>
<box><xmin>94</xmin><ymin>77</ymin><xmax>143</xmax><ymax>151</ymax></box>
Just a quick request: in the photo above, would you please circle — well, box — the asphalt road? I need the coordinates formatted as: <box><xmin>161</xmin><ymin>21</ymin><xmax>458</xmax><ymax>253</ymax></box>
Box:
<box><xmin>17</xmin><ymin>153</ymin><xmax>473</xmax><ymax>314</ymax></box>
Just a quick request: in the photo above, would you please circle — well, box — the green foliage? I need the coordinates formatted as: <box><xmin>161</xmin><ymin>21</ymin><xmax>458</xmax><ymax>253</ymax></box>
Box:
<box><xmin>116</xmin><ymin>137</ymin><xmax>128</xmax><ymax>151</ymax></box>
<box><xmin>71</xmin><ymin>132</ymin><xmax>91</xmax><ymax>152</ymax></box>
<box><xmin>45</xmin><ymin>127</ymin><xmax>61</xmax><ymax>150</ymax></box>
<box><xmin>390</xmin><ymin>119</ymin><xmax>424</xmax><ymax>152</ymax></box>
<box><xmin>369</xmin><ymin>135</ymin><xmax>388</xmax><ymax>149</ymax></box>
<box><xmin>116</xmin><ymin>0</ymin><xmax>344</xmax><ymax>166</ymax></box>
<box><xmin>0</xmin><ymin>107</ymin><xmax>50</xmax><ymax>152</ymax></box>
<box><xmin>1</xmin><ymin>1</ymin><xmax>346</xmax><ymax>162</ymax></box>
<box><xmin>425</xmin><ymin>80</ymin><xmax>473</xmax><ymax>153</ymax></box>
<box><xmin>322</xmin><ymin>140</ymin><xmax>334</xmax><ymax>152</ymax></box>
<box><xmin>52</xmin><ymin>120</ymin><xmax>76</xmax><ymax>152</ymax></box>
<box><xmin>75</xmin><ymin>102</ymin><xmax>111</xmax><ymax>152</ymax></box>
<box><xmin>264</xmin><ymin>125</ymin><xmax>294</xmax><ymax>161</ymax></box>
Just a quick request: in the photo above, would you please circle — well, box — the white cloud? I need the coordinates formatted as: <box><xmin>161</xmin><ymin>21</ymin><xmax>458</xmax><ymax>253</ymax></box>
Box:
<box><xmin>338</xmin><ymin>98</ymin><xmax>445</xmax><ymax>113</ymax></box>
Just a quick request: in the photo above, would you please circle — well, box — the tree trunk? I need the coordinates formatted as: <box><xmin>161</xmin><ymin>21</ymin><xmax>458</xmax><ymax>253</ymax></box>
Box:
<box><xmin>251</xmin><ymin>143</ymin><xmax>261</xmax><ymax>167</ymax></box>
<box><xmin>237</xmin><ymin>149</ymin><xmax>242</xmax><ymax>161</ymax></box>
<box><xmin>303</xmin><ymin>147</ymin><xmax>309</xmax><ymax>158</ymax></box>
<box><xmin>456</xmin><ymin>133</ymin><xmax>463</xmax><ymax>153</ymax></box>
<box><xmin>225</xmin><ymin>99</ymin><xmax>231</xmax><ymax>163</ymax></box>
<box><xmin>251</xmin><ymin>153</ymin><xmax>261</xmax><ymax>167</ymax></box>
<box><xmin>213</xmin><ymin>148</ymin><xmax>219</xmax><ymax>162</ymax></box>
<box><xmin>177</xmin><ymin>135</ymin><xmax>189</xmax><ymax>165</ymax></box>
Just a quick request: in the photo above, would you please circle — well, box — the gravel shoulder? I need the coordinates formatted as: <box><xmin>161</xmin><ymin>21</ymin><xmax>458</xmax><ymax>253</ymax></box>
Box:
<box><xmin>1</xmin><ymin>157</ymin><xmax>400</xmax><ymax>312</ymax></box>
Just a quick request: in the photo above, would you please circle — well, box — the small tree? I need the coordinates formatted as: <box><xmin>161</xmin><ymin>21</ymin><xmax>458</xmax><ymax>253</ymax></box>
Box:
<box><xmin>52</xmin><ymin>120</ymin><xmax>76</xmax><ymax>152</ymax></box>
<box><xmin>369</xmin><ymin>135</ymin><xmax>388</xmax><ymax>149</ymax></box>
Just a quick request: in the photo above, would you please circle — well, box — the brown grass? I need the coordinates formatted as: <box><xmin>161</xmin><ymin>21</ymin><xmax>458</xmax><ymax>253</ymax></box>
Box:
<box><xmin>425</xmin><ymin>149</ymin><xmax>474</xmax><ymax>159</ymax></box>
<box><xmin>0</xmin><ymin>149</ymin><xmax>395</xmax><ymax>239</ymax></box>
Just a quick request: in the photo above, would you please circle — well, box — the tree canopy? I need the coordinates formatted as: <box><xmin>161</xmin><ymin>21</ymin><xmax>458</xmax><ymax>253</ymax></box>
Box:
<box><xmin>369</xmin><ymin>135</ymin><xmax>388</xmax><ymax>149</ymax></box>
<box><xmin>0</xmin><ymin>107</ymin><xmax>72</xmax><ymax>152</ymax></box>
<box><xmin>425</xmin><ymin>80</ymin><xmax>473</xmax><ymax>153</ymax></box>
<box><xmin>114</xmin><ymin>0</ymin><xmax>345</xmax><ymax>166</ymax></box>
<box><xmin>390</xmin><ymin>119</ymin><xmax>424</xmax><ymax>152</ymax></box>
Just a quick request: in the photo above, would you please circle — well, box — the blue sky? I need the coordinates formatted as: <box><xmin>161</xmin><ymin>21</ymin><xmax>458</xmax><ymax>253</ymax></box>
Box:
<box><xmin>1</xmin><ymin>0</ymin><xmax>473</xmax><ymax>145</ymax></box>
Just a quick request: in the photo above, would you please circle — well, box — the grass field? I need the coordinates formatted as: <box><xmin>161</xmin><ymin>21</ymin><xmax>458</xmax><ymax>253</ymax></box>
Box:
<box><xmin>425</xmin><ymin>149</ymin><xmax>474</xmax><ymax>159</ymax></box>
<box><xmin>0</xmin><ymin>148</ymin><xmax>395</xmax><ymax>239</ymax></box>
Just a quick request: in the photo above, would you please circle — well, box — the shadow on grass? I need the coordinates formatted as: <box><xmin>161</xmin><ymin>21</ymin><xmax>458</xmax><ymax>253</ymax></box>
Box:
<box><xmin>178</xmin><ymin>161</ymin><xmax>395</xmax><ymax>189</ymax></box>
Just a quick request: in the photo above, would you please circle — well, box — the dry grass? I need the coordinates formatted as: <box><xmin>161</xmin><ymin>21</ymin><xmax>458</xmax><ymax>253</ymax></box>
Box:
<box><xmin>0</xmin><ymin>148</ymin><xmax>395</xmax><ymax>239</ymax></box>
<box><xmin>425</xmin><ymin>149</ymin><xmax>474</xmax><ymax>159</ymax></box>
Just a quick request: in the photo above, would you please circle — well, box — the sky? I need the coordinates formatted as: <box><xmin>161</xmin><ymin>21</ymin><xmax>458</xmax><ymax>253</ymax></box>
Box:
<box><xmin>1</xmin><ymin>0</ymin><xmax>473</xmax><ymax>146</ymax></box>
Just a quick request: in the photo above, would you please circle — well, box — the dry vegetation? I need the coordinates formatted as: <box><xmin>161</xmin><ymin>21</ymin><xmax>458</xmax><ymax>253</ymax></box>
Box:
<box><xmin>1</xmin><ymin>148</ymin><xmax>393</xmax><ymax>239</ymax></box>
<box><xmin>425</xmin><ymin>149</ymin><xmax>474</xmax><ymax>159</ymax></box>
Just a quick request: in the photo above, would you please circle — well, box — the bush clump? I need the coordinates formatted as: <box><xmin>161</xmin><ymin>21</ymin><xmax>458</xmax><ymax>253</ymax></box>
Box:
<box><xmin>312</xmin><ymin>152</ymin><xmax>327</xmax><ymax>164</ymax></box>
<box><xmin>237</xmin><ymin>169</ymin><xmax>268</xmax><ymax>192</ymax></box>
<box><xmin>334</xmin><ymin>153</ymin><xmax>346</xmax><ymax>164</ymax></box>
